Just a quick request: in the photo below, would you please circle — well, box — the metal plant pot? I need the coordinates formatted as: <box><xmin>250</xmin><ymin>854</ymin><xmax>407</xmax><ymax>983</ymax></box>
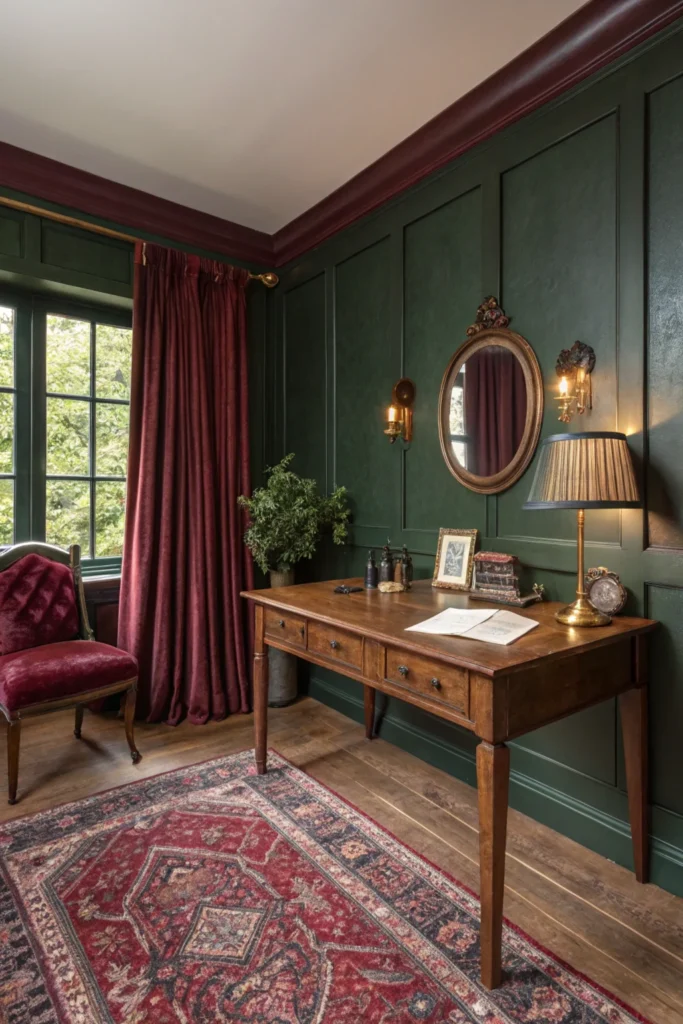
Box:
<box><xmin>268</xmin><ymin>569</ymin><xmax>297</xmax><ymax>707</ymax></box>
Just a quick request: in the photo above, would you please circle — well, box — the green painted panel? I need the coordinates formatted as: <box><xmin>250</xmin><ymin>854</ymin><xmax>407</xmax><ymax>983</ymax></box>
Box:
<box><xmin>647</xmin><ymin>75</ymin><xmax>683</xmax><ymax>550</ymax></box>
<box><xmin>284</xmin><ymin>274</ymin><xmax>326</xmax><ymax>486</ymax></box>
<box><xmin>335</xmin><ymin>239</ymin><xmax>395</xmax><ymax>532</ymax></box>
<box><xmin>41</xmin><ymin>222</ymin><xmax>133</xmax><ymax>285</ymax></box>
<box><xmin>512</xmin><ymin>703</ymin><xmax>617</xmax><ymax>785</ymax></box>
<box><xmin>403</xmin><ymin>190</ymin><xmax>485</xmax><ymax>534</ymax></box>
<box><xmin>0</xmin><ymin>210</ymin><xmax>23</xmax><ymax>258</ymax></box>
<box><xmin>499</xmin><ymin>115</ymin><xmax>619</xmax><ymax>545</ymax></box>
<box><xmin>646</xmin><ymin>584</ymin><xmax>683</xmax><ymax>817</ymax></box>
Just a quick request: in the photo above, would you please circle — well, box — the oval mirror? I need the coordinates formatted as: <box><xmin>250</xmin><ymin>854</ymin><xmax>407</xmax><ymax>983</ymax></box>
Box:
<box><xmin>438</xmin><ymin>325</ymin><xmax>543</xmax><ymax>495</ymax></box>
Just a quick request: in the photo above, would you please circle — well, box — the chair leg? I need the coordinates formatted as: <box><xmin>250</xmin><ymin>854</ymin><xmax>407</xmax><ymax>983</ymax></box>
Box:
<box><xmin>124</xmin><ymin>686</ymin><xmax>142</xmax><ymax>764</ymax></box>
<box><xmin>7</xmin><ymin>719</ymin><xmax>20</xmax><ymax>805</ymax></box>
<box><xmin>74</xmin><ymin>705</ymin><xmax>84</xmax><ymax>739</ymax></box>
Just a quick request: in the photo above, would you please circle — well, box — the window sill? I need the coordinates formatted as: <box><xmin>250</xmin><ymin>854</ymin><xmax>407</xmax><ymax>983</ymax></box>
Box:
<box><xmin>81</xmin><ymin>559</ymin><xmax>122</xmax><ymax>580</ymax></box>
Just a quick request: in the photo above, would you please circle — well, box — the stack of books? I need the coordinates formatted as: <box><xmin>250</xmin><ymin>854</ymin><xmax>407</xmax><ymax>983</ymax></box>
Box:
<box><xmin>470</xmin><ymin>551</ymin><xmax>542</xmax><ymax>608</ymax></box>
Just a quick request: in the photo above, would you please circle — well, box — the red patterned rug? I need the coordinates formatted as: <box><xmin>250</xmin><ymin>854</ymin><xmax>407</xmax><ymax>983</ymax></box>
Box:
<box><xmin>0</xmin><ymin>750</ymin><xmax>649</xmax><ymax>1023</ymax></box>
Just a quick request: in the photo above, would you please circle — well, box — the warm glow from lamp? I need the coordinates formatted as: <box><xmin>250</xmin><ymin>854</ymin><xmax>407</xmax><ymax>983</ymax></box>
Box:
<box><xmin>559</xmin><ymin>376</ymin><xmax>569</xmax><ymax>396</ymax></box>
<box><xmin>384</xmin><ymin>380</ymin><xmax>415</xmax><ymax>444</ymax></box>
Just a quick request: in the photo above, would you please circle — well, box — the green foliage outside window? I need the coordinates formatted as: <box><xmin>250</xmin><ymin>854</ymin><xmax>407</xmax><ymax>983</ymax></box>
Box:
<box><xmin>0</xmin><ymin>303</ymin><xmax>132</xmax><ymax>557</ymax></box>
<box><xmin>238</xmin><ymin>454</ymin><xmax>350</xmax><ymax>575</ymax></box>
<box><xmin>44</xmin><ymin>315</ymin><xmax>131</xmax><ymax>558</ymax></box>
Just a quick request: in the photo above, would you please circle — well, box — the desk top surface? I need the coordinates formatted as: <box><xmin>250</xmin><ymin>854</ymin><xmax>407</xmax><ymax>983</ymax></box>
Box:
<box><xmin>242</xmin><ymin>578</ymin><xmax>656</xmax><ymax>678</ymax></box>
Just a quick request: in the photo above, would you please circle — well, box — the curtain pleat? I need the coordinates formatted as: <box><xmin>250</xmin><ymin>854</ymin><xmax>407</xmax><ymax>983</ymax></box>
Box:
<box><xmin>118</xmin><ymin>242</ymin><xmax>254</xmax><ymax>724</ymax></box>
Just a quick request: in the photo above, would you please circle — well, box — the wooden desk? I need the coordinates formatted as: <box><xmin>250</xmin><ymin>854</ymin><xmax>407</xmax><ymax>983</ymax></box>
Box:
<box><xmin>241</xmin><ymin>578</ymin><xmax>656</xmax><ymax>989</ymax></box>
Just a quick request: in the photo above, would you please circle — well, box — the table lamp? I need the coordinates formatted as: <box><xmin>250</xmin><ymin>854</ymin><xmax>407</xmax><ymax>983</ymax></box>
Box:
<box><xmin>523</xmin><ymin>432</ymin><xmax>640</xmax><ymax>626</ymax></box>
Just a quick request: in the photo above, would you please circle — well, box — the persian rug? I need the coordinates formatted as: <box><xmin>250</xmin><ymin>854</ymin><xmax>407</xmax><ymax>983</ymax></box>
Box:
<box><xmin>0</xmin><ymin>750</ymin><xmax>649</xmax><ymax>1024</ymax></box>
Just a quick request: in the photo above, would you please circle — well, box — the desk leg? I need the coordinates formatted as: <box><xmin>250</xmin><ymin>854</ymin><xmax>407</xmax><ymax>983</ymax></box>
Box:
<box><xmin>620</xmin><ymin>685</ymin><xmax>649</xmax><ymax>883</ymax></box>
<box><xmin>477</xmin><ymin>740</ymin><xmax>510</xmax><ymax>990</ymax></box>
<box><xmin>253</xmin><ymin>606</ymin><xmax>268</xmax><ymax>775</ymax></box>
<box><xmin>364</xmin><ymin>685</ymin><xmax>375</xmax><ymax>739</ymax></box>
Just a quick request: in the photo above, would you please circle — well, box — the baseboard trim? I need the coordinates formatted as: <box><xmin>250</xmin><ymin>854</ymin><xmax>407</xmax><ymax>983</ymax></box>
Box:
<box><xmin>308</xmin><ymin>675</ymin><xmax>683</xmax><ymax>899</ymax></box>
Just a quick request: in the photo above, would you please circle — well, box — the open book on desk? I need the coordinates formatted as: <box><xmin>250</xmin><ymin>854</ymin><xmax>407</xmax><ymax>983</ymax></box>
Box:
<box><xmin>405</xmin><ymin>607</ymin><xmax>539</xmax><ymax>646</ymax></box>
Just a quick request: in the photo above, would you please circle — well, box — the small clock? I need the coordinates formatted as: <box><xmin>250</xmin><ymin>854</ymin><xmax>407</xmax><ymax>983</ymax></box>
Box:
<box><xmin>585</xmin><ymin>567</ymin><xmax>627</xmax><ymax>616</ymax></box>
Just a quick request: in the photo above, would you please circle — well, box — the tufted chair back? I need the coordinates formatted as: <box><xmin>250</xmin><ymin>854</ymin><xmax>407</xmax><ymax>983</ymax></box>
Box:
<box><xmin>0</xmin><ymin>543</ymin><xmax>91</xmax><ymax>655</ymax></box>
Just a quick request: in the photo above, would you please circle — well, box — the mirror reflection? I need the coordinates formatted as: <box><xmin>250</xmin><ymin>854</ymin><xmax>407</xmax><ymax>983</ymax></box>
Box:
<box><xmin>448</xmin><ymin>345</ymin><xmax>527</xmax><ymax>476</ymax></box>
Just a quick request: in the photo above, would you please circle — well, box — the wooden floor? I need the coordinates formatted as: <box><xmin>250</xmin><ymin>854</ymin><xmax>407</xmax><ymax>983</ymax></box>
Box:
<box><xmin>1</xmin><ymin>697</ymin><xmax>682</xmax><ymax>1023</ymax></box>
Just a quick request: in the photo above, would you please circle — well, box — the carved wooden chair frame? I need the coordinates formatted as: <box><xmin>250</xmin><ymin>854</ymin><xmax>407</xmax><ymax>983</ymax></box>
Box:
<box><xmin>0</xmin><ymin>541</ymin><xmax>140</xmax><ymax>804</ymax></box>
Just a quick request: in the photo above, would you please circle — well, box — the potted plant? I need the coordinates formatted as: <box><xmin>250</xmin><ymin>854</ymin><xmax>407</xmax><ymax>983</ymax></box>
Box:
<box><xmin>238</xmin><ymin>454</ymin><xmax>350</xmax><ymax>704</ymax></box>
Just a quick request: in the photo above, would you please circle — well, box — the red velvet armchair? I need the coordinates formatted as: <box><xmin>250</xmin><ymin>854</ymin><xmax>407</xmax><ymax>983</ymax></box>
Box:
<box><xmin>0</xmin><ymin>542</ymin><xmax>141</xmax><ymax>804</ymax></box>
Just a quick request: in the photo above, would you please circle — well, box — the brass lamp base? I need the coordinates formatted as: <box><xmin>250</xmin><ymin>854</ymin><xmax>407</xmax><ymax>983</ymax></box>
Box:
<box><xmin>555</xmin><ymin>595</ymin><xmax>611</xmax><ymax>627</ymax></box>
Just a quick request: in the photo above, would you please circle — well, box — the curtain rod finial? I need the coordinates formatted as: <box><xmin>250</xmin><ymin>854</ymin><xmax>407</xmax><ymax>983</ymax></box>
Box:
<box><xmin>249</xmin><ymin>271</ymin><xmax>279</xmax><ymax>288</ymax></box>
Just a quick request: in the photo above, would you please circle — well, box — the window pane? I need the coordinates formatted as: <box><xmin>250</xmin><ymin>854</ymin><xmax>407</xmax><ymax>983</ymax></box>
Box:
<box><xmin>96</xmin><ymin>402</ymin><xmax>129</xmax><ymax>476</ymax></box>
<box><xmin>46</xmin><ymin>479</ymin><xmax>90</xmax><ymax>554</ymax></box>
<box><xmin>46</xmin><ymin>314</ymin><xmax>90</xmax><ymax>396</ymax></box>
<box><xmin>0</xmin><ymin>479</ymin><xmax>13</xmax><ymax>544</ymax></box>
<box><xmin>47</xmin><ymin>398</ymin><xmax>90</xmax><ymax>475</ymax></box>
<box><xmin>0</xmin><ymin>306</ymin><xmax>13</xmax><ymax>388</ymax></box>
<box><xmin>0</xmin><ymin>392</ymin><xmax>13</xmax><ymax>473</ymax></box>
<box><xmin>96</xmin><ymin>324</ymin><xmax>132</xmax><ymax>399</ymax></box>
<box><xmin>95</xmin><ymin>480</ymin><xmax>126</xmax><ymax>556</ymax></box>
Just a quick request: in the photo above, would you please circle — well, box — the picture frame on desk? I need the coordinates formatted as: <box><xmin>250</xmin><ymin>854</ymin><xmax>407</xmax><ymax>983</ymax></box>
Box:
<box><xmin>432</xmin><ymin>528</ymin><xmax>478</xmax><ymax>591</ymax></box>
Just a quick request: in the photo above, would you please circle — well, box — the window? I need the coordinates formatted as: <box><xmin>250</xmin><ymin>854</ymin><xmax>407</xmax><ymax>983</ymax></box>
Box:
<box><xmin>0</xmin><ymin>292</ymin><xmax>132</xmax><ymax>572</ymax></box>
<box><xmin>449</xmin><ymin>366</ymin><xmax>468</xmax><ymax>468</ymax></box>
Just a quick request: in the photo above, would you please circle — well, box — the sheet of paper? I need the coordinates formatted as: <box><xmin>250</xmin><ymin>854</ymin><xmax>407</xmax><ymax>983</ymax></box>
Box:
<box><xmin>463</xmin><ymin>610</ymin><xmax>539</xmax><ymax>646</ymax></box>
<box><xmin>405</xmin><ymin>608</ymin><xmax>497</xmax><ymax>635</ymax></box>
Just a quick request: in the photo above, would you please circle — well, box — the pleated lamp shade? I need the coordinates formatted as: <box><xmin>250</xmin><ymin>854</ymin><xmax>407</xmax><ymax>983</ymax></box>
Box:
<box><xmin>524</xmin><ymin>432</ymin><xmax>640</xmax><ymax>509</ymax></box>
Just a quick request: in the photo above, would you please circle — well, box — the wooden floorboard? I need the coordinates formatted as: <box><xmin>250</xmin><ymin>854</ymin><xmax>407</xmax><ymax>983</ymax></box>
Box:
<box><xmin>1</xmin><ymin>696</ymin><xmax>681</xmax><ymax>1023</ymax></box>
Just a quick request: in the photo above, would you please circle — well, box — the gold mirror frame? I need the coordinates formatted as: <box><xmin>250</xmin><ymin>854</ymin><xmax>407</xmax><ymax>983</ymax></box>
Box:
<box><xmin>438</xmin><ymin>326</ymin><xmax>544</xmax><ymax>495</ymax></box>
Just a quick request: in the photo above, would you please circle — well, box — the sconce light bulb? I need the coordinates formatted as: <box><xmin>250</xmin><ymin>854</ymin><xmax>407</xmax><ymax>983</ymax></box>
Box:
<box><xmin>387</xmin><ymin>405</ymin><xmax>399</xmax><ymax>423</ymax></box>
<box><xmin>559</xmin><ymin>376</ymin><xmax>569</xmax><ymax>396</ymax></box>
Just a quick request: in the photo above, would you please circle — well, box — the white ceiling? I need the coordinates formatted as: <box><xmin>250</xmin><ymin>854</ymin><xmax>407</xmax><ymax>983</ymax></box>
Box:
<box><xmin>0</xmin><ymin>0</ymin><xmax>586</xmax><ymax>234</ymax></box>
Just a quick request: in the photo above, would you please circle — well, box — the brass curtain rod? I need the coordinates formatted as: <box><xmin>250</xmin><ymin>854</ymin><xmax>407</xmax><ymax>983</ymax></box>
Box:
<box><xmin>0</xmin><ymin>195</ymin><xmax>279</xmax><ymax>287</ymax></box>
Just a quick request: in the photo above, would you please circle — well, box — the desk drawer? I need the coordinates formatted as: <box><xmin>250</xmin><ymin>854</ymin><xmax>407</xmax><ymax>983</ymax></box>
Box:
<box><xmin>308</xmin><ymin>621</ymin><xmax>363</xmax><ymax>670</ymax></box>
<box><xmin>264</xmin><ymin>609</ymin><xmax>306</xmax><ymax>649</ymax></box>
<box><xmin>385</xmin><ymin>648</ymin><xmax>469</xmax><ymax>714</ymax></box>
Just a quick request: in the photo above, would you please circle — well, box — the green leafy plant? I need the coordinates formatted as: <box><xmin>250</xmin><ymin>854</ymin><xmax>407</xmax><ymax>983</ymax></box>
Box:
<box><xmin>238</xmin><ymin>454</ymin><xmax>350</xmax><ymax>575</ymax></box>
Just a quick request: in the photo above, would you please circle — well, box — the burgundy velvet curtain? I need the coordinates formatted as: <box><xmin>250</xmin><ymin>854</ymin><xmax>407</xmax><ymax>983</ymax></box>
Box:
<box><xmin>118</xmin><ymin>242</ymin><xmax>254</xmax><ymax>724</ymax></box>
<box><xmin>464</xmin><ymin>348</ymin><xmax>526</xmax><ymax>477</ymax></box>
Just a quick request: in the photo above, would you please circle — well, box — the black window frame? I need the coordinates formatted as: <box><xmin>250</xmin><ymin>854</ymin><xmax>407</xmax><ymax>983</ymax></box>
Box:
<box><xmin>0</xmin><ymin>287</ymin><xmax>132</xmax><ymax>577</ymax></box>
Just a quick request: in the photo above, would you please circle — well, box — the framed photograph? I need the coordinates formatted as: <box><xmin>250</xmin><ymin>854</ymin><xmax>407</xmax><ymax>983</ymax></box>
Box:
<box><xmin>432</xmin><ymin>528</ymin><xmax>478</xmax><ymax>591</ymax></box>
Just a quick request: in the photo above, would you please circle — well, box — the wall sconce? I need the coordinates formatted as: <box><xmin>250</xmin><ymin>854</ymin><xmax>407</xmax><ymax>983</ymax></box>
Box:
<box><xmin>384</xmin><ymin>378</ymin><xmax>415</xmax><ymax>444</ymax></box>
<box><xmin>555</xmin><ymin>341</ymin><xmax>596</xmax><ymax>423</ymax></box>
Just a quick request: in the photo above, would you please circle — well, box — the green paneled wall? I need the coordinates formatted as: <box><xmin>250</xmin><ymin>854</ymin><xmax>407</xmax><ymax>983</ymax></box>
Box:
<box><xmin>0</xmin><ymin>208</ymin><xmax>134</xmax><ymax>306</ymax></box>
<box><xmin>275</xmin><ymin>22</ymin><xmax>683</xmax><ymax>897</ymax></box>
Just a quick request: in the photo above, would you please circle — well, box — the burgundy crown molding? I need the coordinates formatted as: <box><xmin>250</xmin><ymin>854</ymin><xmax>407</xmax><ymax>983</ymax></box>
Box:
<box><xmin>1</xmin><ymin>0</ymin><xmax>682</xmax><ymax>270</ymax></box>
<box><xmin>272</xmin><ymin>0</ymin><xmax>683</xmax><ymax>266</ymax></box>
<box><xmin>0</xmin><ymin>140</ymin><xmax>274</xmax><ymax>267</ymax></box>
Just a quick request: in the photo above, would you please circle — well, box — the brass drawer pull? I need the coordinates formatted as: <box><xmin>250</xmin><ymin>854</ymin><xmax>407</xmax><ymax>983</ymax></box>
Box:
<box><xmin>431</xmin><ymin>678</ymin><xmax>441</xmax><ymax>691</ymax></box>
<box><xmin>330</xmin><ymin>639</ymin><xmax>340</xmax><ymax>650</ymax></box>
<box><xmin>398</xmin><ymin>664</ymin><xmax>409</xmax><ymax>677</ymax></box>
<box><xmin>278</xmin><ymin>619</ymin><xmax>285</xmax><ymax>628</ymax></box>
